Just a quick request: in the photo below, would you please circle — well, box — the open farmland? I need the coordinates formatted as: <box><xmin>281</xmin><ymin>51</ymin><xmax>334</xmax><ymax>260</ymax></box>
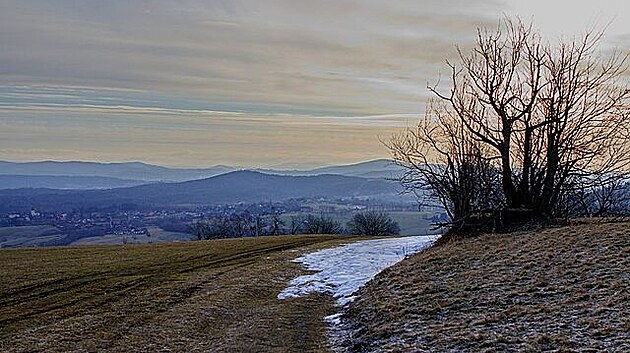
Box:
<box><xmin>0</xmin><ymin>225</ymin><xmax>63</xmax><ymax>248</ymax></box>
<box><xmin>70</xmin><ymin>226</ymin><xmax>195</xmax><ymax>246</ymax></box>
<box><xmin>0</xmin><ymin>235</ymin><xmax>364</xmax><ymax>352</ymax></box>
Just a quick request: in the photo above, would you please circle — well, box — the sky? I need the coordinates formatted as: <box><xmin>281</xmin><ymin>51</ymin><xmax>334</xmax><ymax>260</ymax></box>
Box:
<box><xmin>1</xmin><ymin>0</ymin><xmax>630</xmax><ymax>168</ymax></box>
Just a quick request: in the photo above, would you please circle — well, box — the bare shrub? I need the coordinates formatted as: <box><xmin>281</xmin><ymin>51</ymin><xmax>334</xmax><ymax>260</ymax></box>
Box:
<box><xmin>347</xmin><ymin>211</ymin><xmax>400</xmax><ymax>236</ymax></box>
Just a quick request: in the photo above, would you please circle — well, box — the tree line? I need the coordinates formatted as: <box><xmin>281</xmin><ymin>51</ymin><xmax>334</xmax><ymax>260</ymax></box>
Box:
<box><xmin>189</xmin><ymin>211</ymin><xmax>400</xmax><ymax>240</ymax></box>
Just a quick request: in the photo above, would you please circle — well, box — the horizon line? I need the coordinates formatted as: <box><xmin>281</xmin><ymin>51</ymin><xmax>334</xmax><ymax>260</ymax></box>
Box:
<box><xmin>0</xmin><ymin>157</ymin><xmax>395</xmax><ymax>171</ymax></box>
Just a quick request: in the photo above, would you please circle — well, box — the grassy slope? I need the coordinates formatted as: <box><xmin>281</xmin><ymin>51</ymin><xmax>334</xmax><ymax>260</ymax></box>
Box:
<box><xmin>70</xmin><ymin>226</ymin><xmax>195</xmax><ymax>246</ymax></box>
<box><xmin>338</xmin><ymin>221</ymin><xmax>629</xmax><ymax>352</ymax></box>
<box><xmin>0</xmin><ymin>235</ymin><xmax>363</xmax><ymax>353</ymax></box>
<box><xmin>0</xmin><ymin>225</ymin><xmax>62</xmax><ymax>248</ymax></box>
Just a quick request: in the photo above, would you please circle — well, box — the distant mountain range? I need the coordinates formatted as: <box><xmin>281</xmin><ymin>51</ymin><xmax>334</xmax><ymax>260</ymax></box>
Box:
<box><xmin>257</xmin><ymin>159</ymin><xmax>404</xmax><ymax>179</ymax></box>
<box><xmin>0</xmin><ymin>175</ymin><xmax>148</xmax><ymax>190</ymax></box>
<box><xmin>0</xmin><ymin>160</ymin><xmax>233</xmax><ymax>183</ymax></box>
<box><xmin>0</xmin><ymin>170</ymin><xmax>404</xmax><ymax>213</ymax></box>
<box><xmin>0</xmin><ymin>159</ymin><xmax>404</xmax><ymax>190</ymax></box>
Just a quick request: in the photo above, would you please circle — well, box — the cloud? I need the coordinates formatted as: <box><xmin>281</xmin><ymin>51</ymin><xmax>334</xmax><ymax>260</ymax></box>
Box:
<box><xmin>3</xmin><ymin>1</ymin><xmax>628</xmax><ymax>167</ymax></box>
<box><xmin>501</xmin><ymin>0</ymin><xmax>630</xmax><ymax>40</ymax></box>
<box><xmin>0</xmin><ymin>99</ymin><xmax>418</xmax><ymax>167</ymax></box>
<box><xmin>0</xmin><ymin>0</ymin><xmax>499</xmax><ymax>116</ymax></box>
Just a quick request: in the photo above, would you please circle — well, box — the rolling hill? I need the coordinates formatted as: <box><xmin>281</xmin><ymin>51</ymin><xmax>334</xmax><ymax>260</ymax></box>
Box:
<box><xmin>257</xmin><ymin>159</ymin><xmax>404</xmax><ymax>179</ymax></box>
<box><xmin>307</xmin><ymin>159</ymin><xmax>404</xmax><ymax>179</ymax></box>
<box><xmin>0</xmin><ymin>171</ymin><xmax>402</xmax><ymax>213</ymax></box>
<box><xmin>0</xmin><ymin>159</ymin><xmax>404</xmax><ymax>184</ymax></box>
<box><xmin>0</xmin><ymin>160</ymin><xmax>233</xmax><ymax>182</ymax></box>
<box><xmin>0</xmin><ymin>175</ymin><xmax>149</xmax><ymax>190</ymax></box>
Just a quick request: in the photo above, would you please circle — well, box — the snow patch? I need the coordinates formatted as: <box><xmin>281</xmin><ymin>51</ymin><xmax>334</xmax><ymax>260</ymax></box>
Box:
<box><xmin>324</xmin><ymin>313</ymin><xmax>343</xmax><ymax>326</ymax></box>
<box><xmin>278</xmin><ymin>235</ymin><xmax>435</xmax><ymax>306</ymax></box>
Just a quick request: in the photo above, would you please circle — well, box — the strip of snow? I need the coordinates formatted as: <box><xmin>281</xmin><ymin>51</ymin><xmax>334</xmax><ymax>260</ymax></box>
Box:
<box><xmin>278</xmin><ymin>235</ymin><xmax>435</xmax><ymax>306</ymax></box>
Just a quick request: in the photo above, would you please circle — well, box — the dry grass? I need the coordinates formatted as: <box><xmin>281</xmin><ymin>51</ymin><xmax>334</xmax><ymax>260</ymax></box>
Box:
<box><xmin>337</xmin><ymin>221</ymin><xmax>630</xmax><ymax>352</ymax></box>
<box><xmin>0</xmin><ymin>235</ymin><xmax>364</xmax><ymax>352</ymax></box>
<box><xmin>0</xmin><ymin>225</ymin><xmax>62</xmax><ymax>248</ymax></box>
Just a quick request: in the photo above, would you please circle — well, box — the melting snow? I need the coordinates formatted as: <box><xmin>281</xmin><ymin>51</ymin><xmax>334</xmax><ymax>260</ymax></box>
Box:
<box><xmin>278</xmin><ymin>235</ymin><xmax>435</xmax><ymax>306</ymax></box>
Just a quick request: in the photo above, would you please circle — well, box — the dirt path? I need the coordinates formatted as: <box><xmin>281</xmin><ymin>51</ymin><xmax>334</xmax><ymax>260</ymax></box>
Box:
<box><xmin>0</xmin><ymin>235</ymin><xmax>360</xmax><ymax>352</ymax></box>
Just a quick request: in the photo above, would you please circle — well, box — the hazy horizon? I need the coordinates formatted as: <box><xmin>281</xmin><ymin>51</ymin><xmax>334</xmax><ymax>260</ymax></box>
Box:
<box><xmin>0</xmin><ymin>156</ymin><xmax>396</xmax><ymax>170</ymax></box>
<box><xmin>2</xmin><ymin>1</ymin><xmax>630</xmax><ymax>167</ymax></box>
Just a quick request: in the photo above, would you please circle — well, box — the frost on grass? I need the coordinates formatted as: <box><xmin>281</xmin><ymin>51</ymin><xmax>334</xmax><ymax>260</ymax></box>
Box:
<box><xmin>278</xmin><ymin>236</ymin><xmax>435</xmax><ymax>306</ymax></box>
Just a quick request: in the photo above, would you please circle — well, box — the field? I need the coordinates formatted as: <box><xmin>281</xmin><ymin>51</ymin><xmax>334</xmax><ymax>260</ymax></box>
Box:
<box><xmin>70</xmin><ymin>226</ymin><xmax>195</xmax><ymax>246</ymax></box>
<box><xmin>337</xmin><ymin>221</ymin><xmax>630</xmax><ymax>352</ymax></box>
<box><xmin>0</xmin><ymin>225</ymin><xmax>62</xmax><ymax>248</ymax></box>
<box><xmin>0</xmin><ymin>235</ymin><xmax>365</xmax><ymax>352</ymax></box>
<box><xmin>0</xmin><ymin>225</ymin><xmax>195</xmax><ymax>248</ymax></box>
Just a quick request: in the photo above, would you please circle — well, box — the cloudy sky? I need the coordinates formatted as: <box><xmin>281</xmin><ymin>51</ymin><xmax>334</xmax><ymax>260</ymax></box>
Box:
<box><xmin>1</xmin><ymin>0</ymin><xmax>629</xmax><ymax>168</ymax></box>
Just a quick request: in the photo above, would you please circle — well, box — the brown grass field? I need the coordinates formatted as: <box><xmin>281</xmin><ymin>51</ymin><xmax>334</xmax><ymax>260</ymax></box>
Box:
<box><xmin>0</xmin><ymin>225</ymin><xmax>63</xmax><ymax>248</ymax></box>
<box><xmin>3</xmin><ymin>222</ymin><xmax>629</xmax><ymax>352</ymax></box>
<box><xmin>336</xmin><ymin>221</ymin><xmax>630</xmax><ymax>352</ymax></box>
<box><xmin>0</xmin><ymin>235</ymin><xmax>365</xmax><ymax>353</ymax></box>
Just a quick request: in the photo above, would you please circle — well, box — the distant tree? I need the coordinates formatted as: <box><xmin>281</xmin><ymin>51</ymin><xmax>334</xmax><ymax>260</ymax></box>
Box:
<box><xmin>347</xmin><ymin>211</ymin><xmax>400</xmax><ymax>236</ymax></box>
<box><xmin>229</xmin><ymin>213</ymin><xmax>251</xmax><ymax>237</ymax></box>
<box><xmin>190</xmin><ymin>221</ymin><xmax>208</xmax><ymax>240</ymax></box>
<box><xmin>191</xmin><ymin>217</ymin><xmax>232</xmax><ymax>240</ymax></box>
<box><xmin>289</xmin><ymin>215</ymin><xmax>304</xmax><ymax>235</ymax></box>
<box><xmin>249</xmin><ymin>215</ymin><xmax>268</xmax><ymax>237</ymax></box>
<box><xmin>269</xmin><ymin>212</ymin><xmax>285</xmax><ymax>235</ymax></box>
<box><xmin>588</xmin><ymin>178</ymin><xmax>630</xmax><ymax>217</ymax></box>
<box><xmin>302</xmin><ymin>214</ymin><xmax>343</xmax><ymax>234</ymax></box>
<box><xmin>565</xmin><ymin>174</ymin><xmax>630</xmax><ymax>217</ymax></box>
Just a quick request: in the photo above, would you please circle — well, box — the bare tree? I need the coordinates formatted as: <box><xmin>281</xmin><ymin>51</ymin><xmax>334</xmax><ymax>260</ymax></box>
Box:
<box><xmin>269</xmin><ymin>211</ymin><xmax>285</xmax><ymax>235</ymax></box>
<box><xmin>302</xmin><ymin>214</ymin><xmax>343</xmax><ymax>234</ymax></box>
<box><xmin>389</xmin><ymin>17</ymin><xmax>630</xmax><ymax>231</ymax></box>
<box><xmin>249</xmin><ymin>214</ymin><xmax>267</xmax><ymax>237</ymax></box>
<box><xmin>289</xmin><ymin>215</ymin><xmax>304</xmax><ymax>235</ymax></box>
<box><xmin>567</xmin><ymin>172</ymin><xmax>630</xmax><ymax>217</ymax></box>
<box><xmin>388</xmin><ymin>108</ymin><xmax>503</xmax><ymax>229</ymax></box>
<box><xmin>230</xmin><ymin>213</ymin><xmax>251</xmax><ymax>237</ymax></box>
<box><xmin>192</xmin><ymin>217</ymin><xmax>233</xmax><ymax>240</ymax></box>
<box><xmin>347</xmin><ymin>211</ymin><xmax>400</xmax><ymax>236</ymax></box>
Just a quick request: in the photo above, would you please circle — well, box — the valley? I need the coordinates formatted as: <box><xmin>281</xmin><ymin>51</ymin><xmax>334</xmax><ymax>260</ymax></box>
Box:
<box><xmin>0</xmin><ymin>159</ymin><xmax>437</xmax><ymax>248</ymax></box>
